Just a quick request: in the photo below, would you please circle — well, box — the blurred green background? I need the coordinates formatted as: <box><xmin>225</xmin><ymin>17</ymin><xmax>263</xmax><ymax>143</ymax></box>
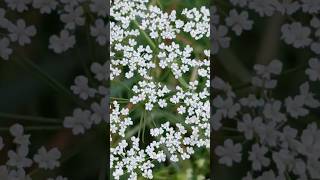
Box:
<box><xmin>213</xmin><ymin>1</ymin><xmax>320</xmax><ymax>179</ymax></box>
<box><xmin>0</xmin><ymin>1</ymin><xmax>107</xmax><ymax>179</ymax></box>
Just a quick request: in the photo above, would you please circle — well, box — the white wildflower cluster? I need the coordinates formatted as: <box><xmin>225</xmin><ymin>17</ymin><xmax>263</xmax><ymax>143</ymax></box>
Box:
<box><xmin>0</xmin><ymin>0</ymin><xmax>108</xmax><ymax>60</ymax></box>
<box><xmin>130</xmin><ymin>81</ymin><xmax>170</xmax><ymax>111</ymax></box>
<box><xmin>140</xmin><ymin>6</ymin><xmax>181</xmax><ymax>40</ymax></box>
<box><xmin>111</xmin><ymin>137</ymin><xmax>154</xmax><ymax>179</ymax></box>
<box><xmin>0</xmin><ymin>124</ymin><xmax>64</xmax><ymax>180</ymax></box>
<box><xmin>110</xmin><ymin>101</ymin><xmax>132</xmax><ymax>138</ymax></box>
<box><xmin>182</xmin><ymin>7</ymin><xmax>210</xmax><ymax>40</ymax></box>
<box><xmin>213</xmin><ymin>59</ymin><xmax>320</xmax><ymax>179</ymax></box>
<box><xmin>157</xmin><ymin>43</ymin><xmax>210</xmax><ymax>78</ymax></box>
<box><xmin>110</xmin><ymin>0</ymin><xmax>210</xmax><ymax>179</ymax></box>
<box><xmin>111</xmin><ymin>43</ymin><xmax>155</xmax><ymax>80</ymax></box>
<box><xmin>110</xmin><ymin>0</ymin><xmax>210</xmax><ymax>81</ymax></box>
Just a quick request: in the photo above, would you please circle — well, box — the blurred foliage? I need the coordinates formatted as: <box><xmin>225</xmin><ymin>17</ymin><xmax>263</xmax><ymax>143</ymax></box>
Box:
<box><xmin>212</xmin><ymin>0</ymin><xmax>320</xmax><ymax>179</ymax></box>
<box><xmin>0</xmin><ymin>1</ymin><xmax>107</xmax><ymax>179</ymax></box>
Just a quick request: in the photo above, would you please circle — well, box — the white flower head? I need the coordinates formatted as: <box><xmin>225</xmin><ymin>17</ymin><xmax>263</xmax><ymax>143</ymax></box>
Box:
<box><xmin>34</xmin><ymin>146</ymin><xmax>61</xmax><ymax>170</ymax></box>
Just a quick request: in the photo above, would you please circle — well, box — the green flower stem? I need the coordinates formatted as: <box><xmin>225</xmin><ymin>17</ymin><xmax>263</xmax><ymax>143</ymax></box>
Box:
<box><xmin>153</xmin><ymin>110</ymin><xmax>182</xmax><ymax>123</ymax></box>
<box><xmin>142</xmin><ymin>110</ymin><xmax>147</xmax><ymax>143</ymax></box>
<box><xmin>0</xmin><ymin>126</ymin><xmax>62</xmax><ymax>131</ymax></box>
<box><xmin>13</xmin><ymin>56</ymin><xmax>88</xmax><ymax>108</ymax></box>
<box><xmin>0</xmin><ymin>112</ymin><xmax>61</xmax><ymax>123</ymax></box>
<box><xmin>132</xmin><ymin>20</ymin><xmax>157</xmax><ymax>51</ymax></box>
<box><xmin>125</xmin><ymin>125</ymin><xmax>140</xmax><ymax>139</ymax></box>
<box><xmin>178</xmin><ymin>77</ymin><xmax>189</xmax><ymax>89</ymax></box>
<box><xmin>281</xmin><ymin>62</ymin><xmax>308</xmax><ymax>75</ymax></box>
<box><xmin>110</xmin><ymin>97</ymin><xmax>129</xmax><ymax>101</ymax></box>
<box><xmin>233</xmin><ymin>62</ymin><xmax>309</xmax><ymax>91</ymax></box>
<box><xmin>190</xmin><ymin>67</ymin><xmax>198</xmax><ymax>82</ymax></box>
<box><xmin>132</xmin><ymin>9</ymin><xmax>193</xmax><ymax>92</ymax></box>
<box><xmin>111</xmin><ymin>80</ymin><xmax>133</xmax><ymax>93</ymax></box>
<box><xmin>75</xmin><ymin>43</ymin><xmax>94</xmax><ymax>82</ymax></box>
<box><xmin>150</xmin><ymin>0</ymin><xmax>164</xmax><ymax>9</ymax></box>
<box><xmin>221</xmin><ymin>127</ymin><xmax>239</xmax><ymax>132</ymax></box>
<box><xmin>138</xmin><ymin>110</ymin><xmax>144</xmax><ymax>139</ymax></box>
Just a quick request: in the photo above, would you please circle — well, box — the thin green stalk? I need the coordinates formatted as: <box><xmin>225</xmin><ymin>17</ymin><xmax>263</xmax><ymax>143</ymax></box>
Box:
<box><xmin>14</xmin><ymin>56</ymin><xmax>87</xmax><ymax>108</ymax></box>
<box><xmin>132</xmin><ymin>20</ymin><xmax>157</xmax><ymax>51</ymax></box>
<box><xmin>138</xmin><ymin>110</ymin><xmax>144</xmax><ymax>139</ymax></box>
<box><xmin>150</xmin><ymin>0</ymin><xmax>163</xmax><ymax>9</ymax></box>
<box><xmin>111</xmin><ymin>80</ymin><xmax>132</xmax><ymax>93</ymax></box>
<box><xmin>190</xmin><ymin>67</ymin><xmax>198</xmax><ymax>82</ymax></box>
<box><xmin>156</xmin><ymin>0</ymin><xmax>163</xmax><ymax>9</ymax></box>
<box><xmin>22</xmin><ymin>57</ymin><xmax>72</xmax><ymax>97</ymax></box>
<box><xmin>178</xmin><ymin>77</ymin><xmax>189</xmax><ymax>89</ymax></box>
<box><xmin>142</xmin><ymin>110</ymin><xmax>147</xmax><ymax>143</ymax></box>
<box><xmin>84</xmin><ymin>9</ymin><xmax>97</xmax><ymax>76</ymax></box>
<box><xmin>281</xmin><ymin>62</ymin><xmax>308</xmax><ymax>76</ymax></box>
<box><xmin>76</xmin><ymin>44</ymin><xmax>93</xmax><ymax>81</ymax></box>
<box><xmin>110</xmin><ymin>97</ymin><xmax>129</xmax><ymax>101</ymax></box>
<box><xmin>125</xmin><ymin>125</ymin><xmax>140</xmax><ymax>140</ymax></box>
<box><xmin>0</xmin><ymin>112</ymin><xmax>61</xmax><ymax>123</ymax></box>
<box><xmin>0</xmin><ymin>126</ymin><xmax>62</xmax><ymax>131</ymax></box>
<box><xmin>233</xmin><ymin>63</ymin><xmax>309</xmax><ymax>91</ymax></box>
<box><xmin>221</xmin><ymin>127</ymin><xmax>239</xmax><ymax>132</ymax></box>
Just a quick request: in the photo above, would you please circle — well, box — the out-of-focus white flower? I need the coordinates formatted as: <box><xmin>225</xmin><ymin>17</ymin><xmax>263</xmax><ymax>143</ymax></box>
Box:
<box><xmin>7</xmin><ymin>146</ymin><xmax>33</xmax><ymax>168</ymax></box>
<box><xmin>225</xmin><ymin>9</ymin><xmax>253</xmax><ymax>36</ymax></box>
<box><xmin>33</xmin><ymin>147</ymin><xmax>61</xmax><ymax>170</ymax></box>
<box><xmin>90</xmin><ymin>62</ymin><xmax>109</xmax><ymax>81</ymax></box>
<box><xmin>263</xmin><ymin>101</ymin><xmax>286</xmax><ymax>122</ymax></box>
<box><xmin>90</xmin><ymin>0</ymin><xmax>107</xmax><ymax>17</ymax></box>
<box><xmin>248</xmin><ymin>0</ymin><xmax>276</xmax><ymax>17</ymax></box>
<box><xmin>8</xmin><ymin>19</ymin><xmax>36</xmax><ymax>46</ymax></box>
<box><xmin>281</xmin><ymin>22</ymin><xmax>312</xmax><ymax>48</ymax></box>
<box><xmin>32</xmin><ymin>0</ymin><xmax>58</xmax><ymax>14</ymax></box>
<box><xmin>211</xmin><ymin>25</ymin><xmax>230</xmax><ymax>54</ymax></box>
<box><xmin>71</xmin><ymin>76</ymin><xmax>96</xmax><ymax>100</ymax></box>
<box><xmin>254</xmin><ymin>59</ymin><xmax>283</xmax><ymax>79</ymax></box>
<box><xmin>306</xmin><ymin>58</ymin><xmax>320</xmax><ymax>81</ymax></box>
<box><xmin>90</xmin><ymin>19</ymin><xmax>108</xmax><ymax>46</ymax></box>
<box><xmin>5</xmin><ymin>0</ymin><xmax>31</xmax><ymax>12</ymax></box>
<box><xmin>301</xmin><ymin>0</ymin><xmax>320</xmax><ymax>14</ymax></box>
<box><xmin>63</xmin><ymin>108</ymin><xmax>92</xmax><ymax>135</ymax></box>
<box><xmin>9</xmin><ymin>124</ymin><xmax>30</xmax><ymax>146</ymax></box>
<box><xmin>248</xmin><ymin>144</ymin><xmax>270</xmax><ymax>171</ymax></box>
<box><xmin>60</xmin><ymin>6</ymin><xmax>85</xmax><ymax>30</ymax></box>
<box><xmin>237</xmin><ymin>114</ymin><xmax>262</xmax><ymax>140</ymax></box>
<box><xmin>299</xmin><ymin>82</ymin><xmax>320</xmax><ymax>108</ymax></box>
<box><xmin>215</xmin><ymin>139</ymin><xmax>242</xmax><ymax>166</ymax></box>
<box><xmin>49</xmin><ymin>30</ymin><xmax>76</xmax><ymax>53</ymax></box>
<box><xmin>285</xmin><ymin>96</ymin><xmax>309</xmax><ymax>118</ymax></box>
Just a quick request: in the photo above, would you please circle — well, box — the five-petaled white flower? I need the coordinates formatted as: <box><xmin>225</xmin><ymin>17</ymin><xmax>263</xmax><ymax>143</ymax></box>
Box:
<box><xmin>34</xmin><ymin>147</ymin><xmax>61</xmax><ymax>170</ymax></box>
